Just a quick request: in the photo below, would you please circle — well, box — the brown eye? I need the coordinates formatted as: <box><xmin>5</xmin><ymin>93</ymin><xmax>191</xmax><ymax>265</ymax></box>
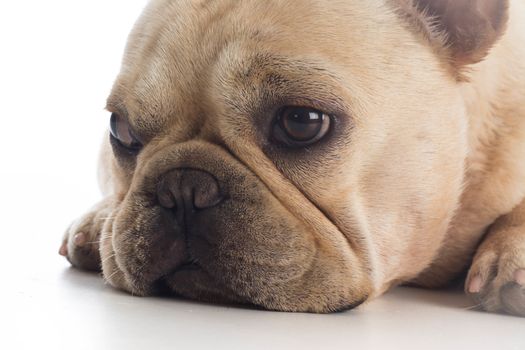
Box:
<box><xmin>274</xmin><ymin>106</ymin><xmax>331</xmax><ymax>145</ymax></box>
<box><xmin>109</xmin><ymin>113</ymin><xmax>142</xmax><ymax>152</ymax></box>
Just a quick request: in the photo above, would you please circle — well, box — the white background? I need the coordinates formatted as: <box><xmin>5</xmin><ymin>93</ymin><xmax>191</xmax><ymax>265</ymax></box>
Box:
<box><xmin>1</xmin><ymin>1</ymin><xmax>524</xmax><ymax>349</ymax></box>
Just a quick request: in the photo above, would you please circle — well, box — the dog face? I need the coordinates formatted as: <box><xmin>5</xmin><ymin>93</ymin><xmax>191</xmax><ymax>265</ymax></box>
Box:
<box><xmin>99</xmin><ymin>0</ymin><xmax>508</xmax><ymax>312</ymax></box>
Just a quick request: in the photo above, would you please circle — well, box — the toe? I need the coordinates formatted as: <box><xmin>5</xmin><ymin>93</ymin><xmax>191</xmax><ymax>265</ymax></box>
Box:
<box><xmin>74</xmin><ymin>232</ymin><xmax>87</xmax><ymax>246</ymax></box>
<box><xmin>465</xmin><ymin>250</ymin><xmax>497</xmax><ymax>296</ymax></box>
<box><xmin>500</xmin><ymin>282</ymin><xmax>525</xmax><ymax>316</ymax></box>
<box><xmin>468</xmin><ymin>275</ymin><xmax>483</xmax><ymax>294</ymax></box>
<box><xmin>514</xmin><ymin>269</ymin><xmax>525</xmax><ymax>286</ymax></box>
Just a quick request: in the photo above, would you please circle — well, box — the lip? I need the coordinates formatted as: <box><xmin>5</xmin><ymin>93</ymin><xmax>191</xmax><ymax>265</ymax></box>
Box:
<box><xmin>152</xmin><ymin>262</ymin><xmax>202</xmax><ymax>296</ymax></box>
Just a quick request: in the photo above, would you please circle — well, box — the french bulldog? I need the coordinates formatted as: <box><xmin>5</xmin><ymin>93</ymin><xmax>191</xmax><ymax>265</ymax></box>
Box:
<box><xmin>60</xmin><ymin>0</ymin><xmax>525</xmax><ymax>315</ymax></box>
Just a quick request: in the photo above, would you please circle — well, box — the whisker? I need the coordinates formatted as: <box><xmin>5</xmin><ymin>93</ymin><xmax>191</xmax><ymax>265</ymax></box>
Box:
<box><xmin>98</xmin><ymin>235</ymin><xmax>113</xmax><ymax>242</ymax></box>
<box><xmin>104</xmin><ymin>268</ymin><xmax>121</xmax><ymax>283</ymax></box>
<box><xmin>101</xmin><ymin>253</ymin><xmax>117</xmax><ymax>264</ymax></box>
<box><xmin>84</xmin><ymin>233</ymin><xmax>114</xmax><ymax>246</ymax></box>
<box><xmin>98</xmin><ymin>214</ymin><xmax>118</xmax><ymax>221</ymax></box>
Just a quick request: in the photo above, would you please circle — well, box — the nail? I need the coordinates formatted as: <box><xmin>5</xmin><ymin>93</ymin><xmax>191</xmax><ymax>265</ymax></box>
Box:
<box><xmin>468</xmin><ymin>275</ymin><xmax>483</xmax><ymax>293</ymax></box>
<box><xmin>514</xmin><ymin>269</ymin><xmax>525</xmax><ymax>286</ymax></box>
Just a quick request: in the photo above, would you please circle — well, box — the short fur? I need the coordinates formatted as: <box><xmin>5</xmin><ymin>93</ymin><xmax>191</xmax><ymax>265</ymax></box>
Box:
<box><xmin>61</xmin><ymin>0</ymin><xmax>525</xmax><ymax>315</ymax></box>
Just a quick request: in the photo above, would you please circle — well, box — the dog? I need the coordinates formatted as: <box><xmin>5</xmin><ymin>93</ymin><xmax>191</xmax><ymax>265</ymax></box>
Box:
<box><xmin>60</xmin><ymin>0</ymin><xmax>525</xmax><ymax>315</ymax></box>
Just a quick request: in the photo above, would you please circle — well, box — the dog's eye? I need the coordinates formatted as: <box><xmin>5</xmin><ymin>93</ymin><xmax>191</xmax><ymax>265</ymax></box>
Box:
<box><xmin>273</xmin><ymin>107</ymin><xmax>331</xmax><ymax>146</ymax></box>
<box><xmin>109</xmin><ymin>113</ymin><xmax>142</xmax><ymax>152</ymax></box>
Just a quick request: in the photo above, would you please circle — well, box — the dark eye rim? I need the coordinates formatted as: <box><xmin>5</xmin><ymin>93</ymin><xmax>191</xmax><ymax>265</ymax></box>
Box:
<box><xmin>271</xmin><ymin>106</ymin><xmax>334</xmax><ymax>147</ymax></box>
<box><xmin>109</xmin><ymin>132</ymin><xmax>143</xmax><ymax>156</ymax></box>
<box><xmin>109</xmin><ymin>112</ymin><xmax>143</xmax><ymax>155</ymax></box>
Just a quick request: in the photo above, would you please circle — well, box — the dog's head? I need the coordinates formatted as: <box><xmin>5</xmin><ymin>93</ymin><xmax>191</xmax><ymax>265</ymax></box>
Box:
<box><xmin>100</xmin><ymin>0</ymin><xmax>508</xmax><ymax>312</ymax></box>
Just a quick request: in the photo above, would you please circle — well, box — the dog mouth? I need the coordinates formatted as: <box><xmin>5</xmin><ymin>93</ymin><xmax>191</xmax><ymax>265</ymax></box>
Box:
<box><xmin>151</xmin><ymin>262</ymin><xmax>201</xmax><ymax>296</ymax></box>
<box><xmin>101</xmin><ymin>204</ymin><xmax>368</xmax><ymax>312</ymax></box>
<box><xmin>150</xmin><ymin>260</ymin><xmax>251</xmax><ymax>306</ymax></box>
<box><xmin>107</xmin><ymin>240</ymin><xmax>246</xmax><ymax>305</ymax></box>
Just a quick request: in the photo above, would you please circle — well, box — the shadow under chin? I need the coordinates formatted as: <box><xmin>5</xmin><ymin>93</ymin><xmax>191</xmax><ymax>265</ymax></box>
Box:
<box><xmin>162</xmin><ymin>265</ymin><xmax>252</xmax><ymax>305</ymax></box>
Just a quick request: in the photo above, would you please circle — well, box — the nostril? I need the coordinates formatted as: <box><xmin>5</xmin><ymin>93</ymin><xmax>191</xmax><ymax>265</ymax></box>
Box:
<box><xmin>157</xmin><ymin>176</ymin><xmax>178</xmax><ymax>209</ymax></box>
<box><xmin>156</xmin><ymin>168</ymin><xmax>224</xmax><ymax>211</ymax></box>
<box><xmin>181</xmin><ymin>170</ymin><xmax>223</xmax><ymax>210</ymax></box>
<box><xmin>194</xmin><ymin>191</ymin><xmax>223</xmax><ymax>209</ymax></box>
<box><xmin>191</xmin><ymin>177</ymin><xmax>223</xmax><ymax>210</ymax></box>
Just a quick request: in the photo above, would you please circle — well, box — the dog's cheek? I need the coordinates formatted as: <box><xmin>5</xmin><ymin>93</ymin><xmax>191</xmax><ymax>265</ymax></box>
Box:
<box><xmin>99</xmin><ymin>211</ymin><xmax>134</xmax><ymax>293</ymax></box>
<box><xmin>111</xmin><ymin>199</ymin><xmax>191</xmax><ymax>295</ymax></box>
<box><xmin>187</xmin><ymin>190</ymin><xmax>315</xmax><ymax>290</ymax></box>
<box><xmin>185</xmin><ymin>186</ymin><xmax>369</xmax><ymax>312</ymax></box>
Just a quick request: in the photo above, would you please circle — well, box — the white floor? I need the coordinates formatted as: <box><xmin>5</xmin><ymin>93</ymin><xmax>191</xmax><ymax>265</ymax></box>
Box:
<box><xmin>1</xmin><ymin>1</ymin><xmax>524</xmax><ymax>349</ymax></box>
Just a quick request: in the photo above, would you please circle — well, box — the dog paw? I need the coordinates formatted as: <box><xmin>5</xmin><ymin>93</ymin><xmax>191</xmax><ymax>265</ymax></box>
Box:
<box><xmin>466</xmin><ymin>245</ymin><xmax>525</xmax><ymax>316</ymax></box>
<box><xmin>59</xmin><ymin>199</ymin><xmax>115</xmax><ymax>271</ymax></box>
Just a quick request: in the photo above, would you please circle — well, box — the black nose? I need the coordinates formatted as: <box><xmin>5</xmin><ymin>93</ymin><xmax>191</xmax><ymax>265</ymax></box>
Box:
<box><xmin>157</xmin><ymin>169</ymin><xmax>224</xmax><ymax>214</ymax></box>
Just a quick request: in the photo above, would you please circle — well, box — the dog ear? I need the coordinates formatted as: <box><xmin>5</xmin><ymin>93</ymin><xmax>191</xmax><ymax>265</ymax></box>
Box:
<box><xmin>393</xmin><ymin>0</ymin><xmax>509</xmax><ymax>70</ymax></box>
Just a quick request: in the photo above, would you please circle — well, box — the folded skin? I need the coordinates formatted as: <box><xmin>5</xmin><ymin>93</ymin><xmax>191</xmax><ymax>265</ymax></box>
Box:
<box><xmin>61</xmin><ymin>0</ymin><xmax>525</xmax><ymax>314</ymax></box>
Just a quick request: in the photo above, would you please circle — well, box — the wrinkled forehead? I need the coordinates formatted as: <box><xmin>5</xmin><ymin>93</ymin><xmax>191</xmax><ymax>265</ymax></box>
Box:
<box><xmin>107</xmin><ymin>0</ymin><xmax>414</xmax><ymax>134</ymax></box>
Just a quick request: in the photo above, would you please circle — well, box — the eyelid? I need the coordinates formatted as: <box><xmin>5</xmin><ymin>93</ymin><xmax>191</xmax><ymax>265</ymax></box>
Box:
<box><xmin>106</xmin><ymin>106</ymin><xmax>145</xmax><ymax>141</ymax></box>
<box><xmin>109</xmin><ymin>112</ymin><xmax>143</xmax><ymax>153</ymax></box>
